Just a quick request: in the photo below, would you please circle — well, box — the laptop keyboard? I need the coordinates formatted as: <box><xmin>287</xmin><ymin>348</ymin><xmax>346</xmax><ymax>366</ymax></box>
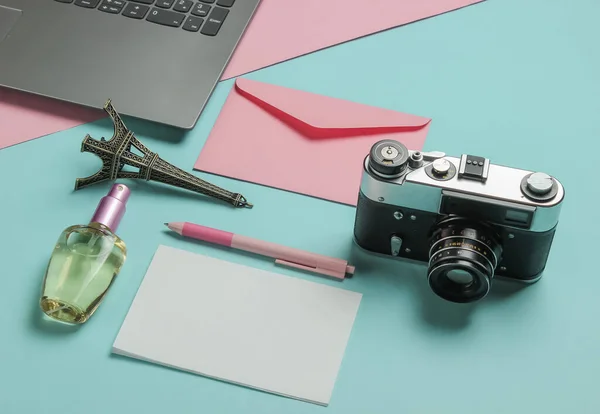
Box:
<box><xmin>55</xmin><ymin>0</ymin><xmax>235</xmax><ymax>35</ymax></box>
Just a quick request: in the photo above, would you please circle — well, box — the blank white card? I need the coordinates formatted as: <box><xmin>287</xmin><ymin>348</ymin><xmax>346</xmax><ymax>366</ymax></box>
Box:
<box><xmin>112</xmin><ymin>245</ymin><xmax>362</xmax><ymax>406</ymax></box>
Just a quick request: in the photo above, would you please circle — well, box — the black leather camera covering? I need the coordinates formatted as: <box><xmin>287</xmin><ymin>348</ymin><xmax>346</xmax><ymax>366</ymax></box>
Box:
<box><xmin>353</xmin><ymin>191</ymin><xmax>557</xmax><ymax>281</ymax></box>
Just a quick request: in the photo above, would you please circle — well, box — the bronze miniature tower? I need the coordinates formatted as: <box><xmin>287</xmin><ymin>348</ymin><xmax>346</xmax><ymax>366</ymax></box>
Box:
<box><xmin>75</xmin><ymin>99</ymin><xmax>252</xmax><ymax>208</ymax></box>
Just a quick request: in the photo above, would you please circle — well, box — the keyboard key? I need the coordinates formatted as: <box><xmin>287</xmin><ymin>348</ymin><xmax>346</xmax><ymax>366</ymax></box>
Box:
<box><xmin>216</xmin><ymin>0</ymin><xmax>234</xmax><ymax>6</ymax></box>
<box><xmin>146</xmin><ymin>8</ymin><xmax>186</xmax><ymax>27</ymax></box>
<box><xmin>156</xmin><ymin>0</ymin><xmax>174</xmax><ymax>8</ymax></box>
<box><xmin>173</xmin><ymin>0</ymin><xmax>192</xmax><ymax>12</ymax></box>
<box><xmin>191</xmin><ymin>3</ymin><xmax>210</xmax><ymax>17</ymax></box>
<box><xmin>200</xmin><ymin>6</ymin><xmax>228</xmax><ymax>36</ymax></box>
<box><xmin>74</xmin><ymin>0</ymin><xmax>100</xmax><ymax>7</ymax></box>
<box><xmin>55</xmin><ymin>0</ymin><xmax>74</xmax><ymax>3</ymax></box>
<box><xmin>183</xmin><ymin>16</ymin><xmax>203</xmax><ymax>32</ymax></box>
<box><xmin>130</xmin><ymin>0</ymin><xmax>154</xmax><ymax>4</ymax></box>
<box><xmin>105</xmin><ymin>0</ymin><xmax>126</xmax><ymax>6</ymax></box>
<box><xmin>199</xmin><ymin>0</ymin><xmax>214</xmax><ymax>3</ymax></box>
<box><xmin>122</xmin><ymin>3</ymin><xmax>149</xmax><ymax>18</ymax></box>
<box><xmin>98</xmin><ymin>0</ymin><xmax>123</xmax><ymax>13</ymax></box>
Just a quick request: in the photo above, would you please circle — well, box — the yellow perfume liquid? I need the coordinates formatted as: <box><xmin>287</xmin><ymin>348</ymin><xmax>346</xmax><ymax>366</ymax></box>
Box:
<box><xmin>40</xmin><ymin>184</ymin><xmax>130</xmax><ymax>325</ymax></box>
<box><xmin>40</xmin><ymin>223</ymin><xmax>127</xmax><ymax>324</ymax></box>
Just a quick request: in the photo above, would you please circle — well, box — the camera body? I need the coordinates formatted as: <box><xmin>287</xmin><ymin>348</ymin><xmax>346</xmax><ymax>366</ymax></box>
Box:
<box><xmin>353</xmin><ymin>140</ymin><xmax>565</xmax><ymax>303</ymax></box>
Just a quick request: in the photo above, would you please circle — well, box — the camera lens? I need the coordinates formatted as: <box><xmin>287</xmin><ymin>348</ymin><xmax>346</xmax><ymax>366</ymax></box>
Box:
<box><xmin>427</xmin><ymin>217</ymin><xmax>503</xmax><ymax>303</ymax></box>
<box><xmin>368</xmin><ymin>140</ymin><xmax>410</xmax><ymax>178</ymax></box>
<box><xmin>446</xmin><ymin>269</ymin><xmax>474</xmax><ymax>285</ymax></box>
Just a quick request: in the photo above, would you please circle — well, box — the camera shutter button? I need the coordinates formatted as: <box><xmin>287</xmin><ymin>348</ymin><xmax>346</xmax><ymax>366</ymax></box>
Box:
<box><xmin>526</xmin><ymin>172</ymin><xmax>554</xmax><ymax>194</ymax></box>
<box><xmin>432</xmin><ymin>158</ymin><xmax>451</xmax><ymax>175</ymax></box>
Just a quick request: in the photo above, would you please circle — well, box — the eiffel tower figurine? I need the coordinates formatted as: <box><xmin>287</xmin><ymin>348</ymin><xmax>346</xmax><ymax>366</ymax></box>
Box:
<box><xmin>74</xmin><ymin>99</ymin><xmax>253</xmax><ymax>208</ymax></box>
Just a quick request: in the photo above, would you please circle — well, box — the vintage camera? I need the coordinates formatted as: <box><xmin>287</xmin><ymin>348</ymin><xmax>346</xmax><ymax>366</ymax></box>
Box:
<box><xmin>353</xmin><ymin>139</ymin><xmax>565</xmax><ymax>303</ymax></box>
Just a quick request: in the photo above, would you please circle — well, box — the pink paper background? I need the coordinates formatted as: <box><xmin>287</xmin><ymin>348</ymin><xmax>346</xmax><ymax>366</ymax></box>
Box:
<box><xmin>0</xmin><ymin>87</ymin><xmax>103</xmax><ymax>150</ymax></box>
<box><xmin>222</xmin><ymin>0</ymin><xmax>484</xmax><ymax>79</ymax></box>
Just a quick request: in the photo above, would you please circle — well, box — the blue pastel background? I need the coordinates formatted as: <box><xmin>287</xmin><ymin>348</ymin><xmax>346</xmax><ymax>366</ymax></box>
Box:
<box><xmin>1</xmin><ymin>0</ymin><xmax>599</xmax><ymax>412</ymax></box>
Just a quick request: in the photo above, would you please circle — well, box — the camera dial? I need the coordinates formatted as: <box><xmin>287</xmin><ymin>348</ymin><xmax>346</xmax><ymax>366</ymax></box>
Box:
<box><xmin>432</xmin><ymin>158</ymin><xmax>451</xmax><ymax>175</ymax></box>
<box><xmin>368</xmin><ymin>140</ymin><xmax>410</xmax><ymax>178</ymax></box>
<box><xmin>425</xmin><ymin>157</ymin><xmax>457</xmax><ymax>181</ymax></box>
<box><xmin>526</xmin><ymin>173</ymin><xmax>553</xmax><ymax>194</ymax></box>
<box><xmin>520</xmin><ymin>172</ymin><xmax>559</xmax><ymax>202</ymax></box>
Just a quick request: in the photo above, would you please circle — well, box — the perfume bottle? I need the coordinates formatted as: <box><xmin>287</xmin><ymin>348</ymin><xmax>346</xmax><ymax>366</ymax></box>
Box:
<box><xmin>40</xmin><ymin>184</ymin><xmax>131</xmax><ymax>324</ymax></box>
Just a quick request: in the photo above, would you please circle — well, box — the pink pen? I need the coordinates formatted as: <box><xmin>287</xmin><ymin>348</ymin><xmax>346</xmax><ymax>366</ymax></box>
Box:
<box><xmin>164</xmin><ymin>222</ymin><xmax>355</xmax><ymax>280</ymax></box>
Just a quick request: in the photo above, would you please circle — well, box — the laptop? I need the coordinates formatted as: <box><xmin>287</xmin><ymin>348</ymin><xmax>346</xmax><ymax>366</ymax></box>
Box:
<box><xmin>0</xmin><ymin>0</ymin><xmax>261</xmax><ymax>129</ymax></box>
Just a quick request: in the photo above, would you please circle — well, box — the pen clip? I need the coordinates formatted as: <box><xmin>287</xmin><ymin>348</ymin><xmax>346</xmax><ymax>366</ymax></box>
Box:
<box><xmin>275</xmin><ymin>259</ymin><xmax>346</xmax><ymax>280</ymax></box>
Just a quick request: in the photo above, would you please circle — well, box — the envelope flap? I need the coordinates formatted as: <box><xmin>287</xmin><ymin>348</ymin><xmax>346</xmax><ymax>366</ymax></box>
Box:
<box><xmin>235</xmin><ymin>78</ymin><xmax>430</xmax><ymax>137</ymax></box>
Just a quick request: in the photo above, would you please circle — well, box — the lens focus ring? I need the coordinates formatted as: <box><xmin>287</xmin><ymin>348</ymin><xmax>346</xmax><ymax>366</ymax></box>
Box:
<box><xmin>429</xmin><ymin>236</ymin><xmax>498</xmax><ymax>272</ymax></box>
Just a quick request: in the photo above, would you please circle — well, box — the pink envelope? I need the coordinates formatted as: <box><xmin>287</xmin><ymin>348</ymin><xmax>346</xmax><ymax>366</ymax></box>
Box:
<box><xmin>194</xmin><ymin>78</ymin><xmax>431</xmax><ymax>206</ymax></box>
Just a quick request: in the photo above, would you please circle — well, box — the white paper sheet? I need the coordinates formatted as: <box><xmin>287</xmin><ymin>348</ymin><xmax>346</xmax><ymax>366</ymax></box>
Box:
<box><xmin>112</xmin><ymin>245</ymin><xmax>362</xmax><ymax>406</ymax></box>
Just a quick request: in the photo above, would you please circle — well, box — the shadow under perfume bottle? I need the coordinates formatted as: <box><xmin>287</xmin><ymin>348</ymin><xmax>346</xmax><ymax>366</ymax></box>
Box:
<box><xmin>40</xmin><ymin>184</ymin><xmax>131</xmax><ymax>324</ymax></box>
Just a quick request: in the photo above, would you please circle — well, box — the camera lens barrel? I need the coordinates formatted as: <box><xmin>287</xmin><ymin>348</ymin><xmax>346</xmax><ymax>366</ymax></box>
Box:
<box><xmin>427</xmin><ymin>217</ymin><xmax>503</xmax><ymax>303</ymax></box>
<box><xmin>368</xmin><ymin>140</ymin><xmax>410</xmax><ymax>178</ymax></box>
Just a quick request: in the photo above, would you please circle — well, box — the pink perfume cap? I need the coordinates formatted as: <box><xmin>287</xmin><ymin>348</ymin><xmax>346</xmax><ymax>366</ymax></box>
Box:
<box><xmin>90</xmin><ymin>184</ymin><xmax>131</xmax><ymax>232</ymax></box>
